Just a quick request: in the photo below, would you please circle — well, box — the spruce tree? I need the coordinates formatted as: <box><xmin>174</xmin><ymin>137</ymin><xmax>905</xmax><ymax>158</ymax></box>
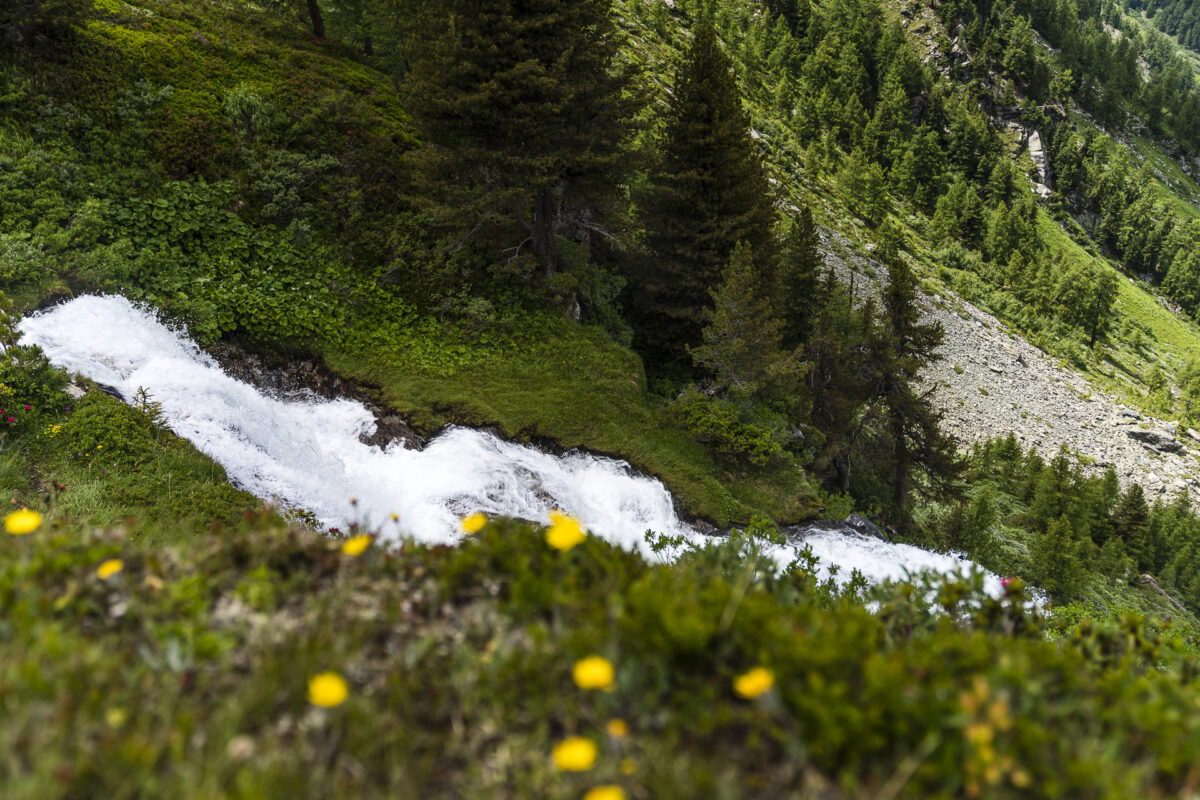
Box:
<box><xmin>1112</xmin><ymin>484</ymin><xmax>1151</xmax><ymax>572</ymax></box>
<box><xmin>632</xmin><ymin>24</ymin><xmax>777</xmax><ymax>377</ymax></box>
<box><xmin>807</xmin><ymin>277</ymin><xmax>874</xmax><ymax>493</ymax></box>
<box><xmin>690</xmin><ymin>243</ymin><xmax>803</xmax><ymax>400</ymax></box>
<box><xmin>778</xmin><ymin>205</ymin><xmax>822</xmax><ymax>349</ymax></box>
<box><xmin>1032</xmin><ymin>514</ymin><xmax>1087</xmax><ymax>600</ymax></box>
<box><xmin>403</xmin><ymin>0</ymin><xmax>635</xmax><ymax>279</ymax></box>
<box><xmin>875</xmin><ymin>237</ymin><xmax>962</xmax><ymax>524</ymax></box>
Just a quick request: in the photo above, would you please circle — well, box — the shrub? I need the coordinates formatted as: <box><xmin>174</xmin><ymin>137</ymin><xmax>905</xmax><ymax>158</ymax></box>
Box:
<box><xmin>673</xmin><ymin>386</ymin><xmax>785</xmax><ymax>467</ymax></box>
<box><xmin>1</xmin><ymin>0</ymin><xmax>88</xmax><ymax>49</ymax></box>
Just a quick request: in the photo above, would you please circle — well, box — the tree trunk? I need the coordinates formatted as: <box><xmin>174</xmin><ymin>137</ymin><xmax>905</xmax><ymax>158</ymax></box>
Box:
<box><xmin>306</xmin><ymin>0</ymin><xmax>325</xmax><ymax>38</ymax></box>
<box><xmin>835</xmin><ymin>456</ymin><xmax>850</xmax><ymax>493</ymax></box>
<box><xmin>533</xmin><ymin>187</ymin><xmax>557</xmax><ymax>277</ymax></box>
<box><xmin>891</xmin><ymin>407</ymin><xmax>908</xmax><ymax>517</ymax></box>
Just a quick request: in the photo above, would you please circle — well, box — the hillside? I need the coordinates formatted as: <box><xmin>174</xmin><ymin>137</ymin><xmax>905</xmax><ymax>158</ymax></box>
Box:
<box><xmin>10</xmin><ymin>0</ymin><xmax>1200</xmax><ymax>794</ymax></box>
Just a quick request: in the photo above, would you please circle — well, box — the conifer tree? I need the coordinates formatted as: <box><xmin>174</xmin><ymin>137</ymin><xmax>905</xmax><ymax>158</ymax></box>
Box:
<box><xmin>632</xmin><ymin>25</ymin><xmax>777</xmax><ymax>376</ymax></box>
<box><xmin>778</xmin><ymin>206</ymin><xmax>822</xmax><ymax>349</ymax></box>
<box><xmin>807</xmin><ymin>277</ymin><xmax>874</xmax><ymax>493</ymax></box>
<box><xmin>930</xmin><ymin>175</ymin><xmax>985</xmax><ymax>250</ymax></box>
<box><xmin>1056</xmin><ymin>264</ymin><xmax>1119</xmax><ymax>348</ymax></box>
<box><xmin>1032</xmin><ymin>514</ymin><xmax>1087</xmax><ymax>600</ymax></box>
<box><xmin>874</xmin><ymin>237</ymin><xmax>962</xmax><ymax>523</ymax></box>
<box><xmin>690</xmin><ymin>243</ymin><xmax>803</xmax><ymax>400</ymax></box>
<box><xmin>403</xmin><ymin>0</ymin><xmax>635</xmax><ymax>279</ymax></box>
<box><xmin>1112</xmin><ymin>484</ymin><xmax>1151</xmax><ymax>572</ymax></box>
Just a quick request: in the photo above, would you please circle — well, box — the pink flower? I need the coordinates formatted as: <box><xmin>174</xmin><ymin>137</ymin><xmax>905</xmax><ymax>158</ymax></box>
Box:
<box><xmin>23</xmin><ymin>405</ymin><xmax>30</xmax><ymax>411</ymax></box>
<box><xmin>1001</xmin><ymin>576</ymin><xmax>1015</xmax><ymax>589</ymax></box>
<box><xmin>6</xmin><ymin>417</ymin><xmax>12</xmax><ymax>423</ymax></box>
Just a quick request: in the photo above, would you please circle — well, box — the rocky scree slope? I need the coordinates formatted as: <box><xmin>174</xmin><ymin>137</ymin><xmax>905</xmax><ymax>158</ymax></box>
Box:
<box><xmin>825</xmin><ymin>230</ymin><xmax>1200</xmax><ymax>500</ymax></box>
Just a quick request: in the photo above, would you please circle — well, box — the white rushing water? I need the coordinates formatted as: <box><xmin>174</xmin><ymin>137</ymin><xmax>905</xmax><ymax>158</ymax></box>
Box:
<box><xmin>20</xmin><ymin>294</ymin><xmax>1004</xmax><ymax>594</ymax></box>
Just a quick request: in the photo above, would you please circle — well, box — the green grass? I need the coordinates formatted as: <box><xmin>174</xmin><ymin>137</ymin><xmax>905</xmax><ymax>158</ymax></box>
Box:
<box><xmin>324</xmin><ymin>312</ymin><xmax>815</xmax><ymax>527</ymax></box>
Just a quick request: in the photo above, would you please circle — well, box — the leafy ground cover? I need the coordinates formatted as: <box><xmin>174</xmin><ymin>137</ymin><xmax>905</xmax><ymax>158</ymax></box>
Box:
<box><xmin>9</xmin><ymin>490</ymin><xmax>1200</xmax><ymax>799</ymax></box>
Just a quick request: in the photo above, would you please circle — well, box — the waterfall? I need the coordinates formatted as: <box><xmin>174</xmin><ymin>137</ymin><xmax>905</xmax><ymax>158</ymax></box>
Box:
<box><xmin>19</xmin><ymin>295</ymin><xmax>1004</xmax><ymax>595</ymax></box>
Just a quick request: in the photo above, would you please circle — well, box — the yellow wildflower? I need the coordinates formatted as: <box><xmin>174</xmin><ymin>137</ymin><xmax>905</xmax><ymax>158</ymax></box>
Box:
<box><xmin>341</xmin><ymin>535</ymin><xmax>371</xmax><ymax>556</ymax></box>
<box><xmin>551</xmin><ymin>736</ymin><xmax>597</xmax><ymax>771</ymax></box>
<box><xmin>546</xmin><ymin>510</ymin><xmax>585</xmax><ymax>551</ymax></box>
<box><xmin>605</xmin><ymin>718</ymin><xmax>629</xmax><ymax>738</ymax></box>
<box><xmin>733</xmin><ymin>666</ymin><xmax>775</xmax><ymax>699</ymax></box>
<box><xmin>583</xmin><ymin>787</ymin><xmax>625</xmax><ymax>800</ymax></box>
<box><xmin>105</xmin><ymin>708</ymin><xmax>127</xmax><ymax>729</ymax></box>
<box><xmin>461</xmin><ymin>512</ymin><xmax>487</xmax><ymax>534</ymax></box>
<box><xmin>619</xmin><ymin>758</ymin><xmax>636</xmax><ymax>775</ymax></box>
<box><xmin>307</xmin><ymin>672</ymin><xmax>348</xmax><ymax>708</ymax></box>
<box><xmin>96</xmin><ymin>559</ymin><xmax>124</xmax><ymax>580</ymax></box>
<box><xmin>5</xmin><ymin>508</ymin><xmax>42</xmax><ymax>535</ymax></box>
<box><xmin>573</xmin><ymin>655</ymin><xmax>615</xmax><ymax>691</ymax></box>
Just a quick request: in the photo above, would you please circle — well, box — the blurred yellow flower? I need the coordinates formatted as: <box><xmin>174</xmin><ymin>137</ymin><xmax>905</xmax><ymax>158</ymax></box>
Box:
<box><xmin>5</xmin><ymin>508</ymin><xmax>42</xmax><ymax>535</ymax></box>
<box><xmin>341</xmin><ymin>535</ymin><xmax>371</xmax><ymax>556</ymax></box>
<box><xmin>584</xmin><ymin>787</ymin><xmax>625</xmax><ymax>800</ymax></box>
<box><xmin>619</xmin><ymin>758</ymin><xmax>636</xmax><ymax>775</ymax></box>
<box><xmin>546</xmin><ymin>510</ymin><xmax>585</xmax><ymax>551</ymax></box>
<box><xmin>733</xmin><ymin>666</ymin><xmax>774</xmax><ymax>699</ymax></box>
<box><xmin>605</xmin><ymin>718</ymin><xmax>629</xmax><ymax>738</ymax></box>
<box><xmin>105</xmin><ymin>708</ymin><xmax>127</xmax><ymax>729</ymax></box>
<box><xmin>96</xmin><ymin>559</ymin><xmax>124</xmax><ymax>580</ymax></box>
<box><xmin>461</xmin><ymin>512</ymin><xmax>487</xmax><ymax>534</ymax></box>
<box><xmin>551</xmin><ymin>736</ymin><xmax>597</xmax><ymax>771</ymax></box>
<box><xmin>573</xmin><ymin>655</ymin><xmax>615</xmax><ymax>691</ymax></box>
<box><xmin>307</xmin><ymin>672</ymin><xmax>348</xmax><ymax>708</ymax></box>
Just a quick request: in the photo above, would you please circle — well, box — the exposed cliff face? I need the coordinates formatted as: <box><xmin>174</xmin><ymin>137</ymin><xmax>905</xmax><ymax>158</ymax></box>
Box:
<box><xmin>822</xmin><ymin>229</ymin><xmax>1200</xmax><ymax>501</ymax></box>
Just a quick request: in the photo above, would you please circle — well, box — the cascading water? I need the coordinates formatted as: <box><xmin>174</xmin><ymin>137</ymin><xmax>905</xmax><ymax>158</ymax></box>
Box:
<box><xmin>19</xmin><ymin>295</ymin><xmax>1004</xmax><ymax>594</ymax></box>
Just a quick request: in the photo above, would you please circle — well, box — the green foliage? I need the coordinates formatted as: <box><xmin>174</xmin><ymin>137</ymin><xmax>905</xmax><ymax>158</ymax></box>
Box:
<box><xmin>7</xmin><ymin>507</ymin><xmax>1200</xmax><ymax>797</ymax></box>
<box><xmin>631</xmin><ymin>24</ymin><xmax>776</xmax><ymax>376</ymax></box>
<box><xmin>402</xmin><ymin>0</ymin><xmax>637</xmax><ymax>281</ymax></box>
<box><xmin>690</xmin><ymin>242</ymin><xmax>803</xmax><ymax>399</ymax></box>
<box><xmin>673</xmin><ymin>385</ymin><xmax>785</xmax><ymax>467</ymax></box>
<box><xmin>0</xmin><ymin>0</ymin><xmax>88</xmax><ymax>49</ymax></box>
<box><xmin>777</xmin><ymin>205</ymin><xmax>821</xmax><ymax>349</ymax></box>
<box><xmin>1031</xmin><ymin>513</ymin><xmax>1088</xmax><ymax>601</ymax></box>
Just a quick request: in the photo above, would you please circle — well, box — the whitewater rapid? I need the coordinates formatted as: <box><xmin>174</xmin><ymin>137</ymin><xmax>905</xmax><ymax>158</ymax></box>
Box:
<box><xmin>19</xmin><ymin>295</ymin><xmax>1004</xmax><ymax>594</ymax></box>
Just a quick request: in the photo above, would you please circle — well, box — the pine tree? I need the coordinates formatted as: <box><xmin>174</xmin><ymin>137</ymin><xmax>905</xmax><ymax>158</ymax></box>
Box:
<box><xmin>930</xmin><ymin>175</ymin><xmax>985</xmax><ymax>250</ymax></box>
<box><xmin>961</xmin><ymin>485</ymin><xmax>999</xmax><ymax>568</ymax></box>
<box><xmin>402</xmin><ymin>0</ymin><xmax>636</xmax><ymax>279</ymax></box>
<box><xmin>874</xmin><ymin>237</ymin><xmax>962</xmax><ymax>524</ymax></box>
<box><xmin>1055</xmin><ymin>264</ymin><xmax>1119</xmax><ymax>348</ymax></box>
<box><xmin>778</xmin><ymin>206</ymin><xmax>822</xmax><ymax>349</ymax></box>
<box><xmin>1032</xmin><ymin>514</ymin><xmax>1087</xmax><ymax>600</ymax></box>
<box><xmin>1112</xmin><ymin>484</ymin><xmax>1151</xmax><ymax>572</ymax></box>
<box><xmin>632</xmin><ymin>25</ymin><xmax>777</xmax><ymax>376</ymax></box>
<box><xmin>807</xmin><ymin>278</ymin><xmax>874</xmax><ymax>493</ymax></box>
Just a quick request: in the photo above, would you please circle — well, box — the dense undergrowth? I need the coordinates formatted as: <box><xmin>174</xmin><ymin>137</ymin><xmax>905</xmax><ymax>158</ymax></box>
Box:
<box><xmin>10</xmin><ymin>479</ymin><xmax>1200</xmax><ymax>798</ymax></box>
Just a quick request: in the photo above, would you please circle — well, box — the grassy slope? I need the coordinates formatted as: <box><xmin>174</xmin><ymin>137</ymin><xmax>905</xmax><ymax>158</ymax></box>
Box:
<box><xmin>0</xmin><ymin>0</ymin><xmax>814</xmax><ymax>527</ymax></box>
<box><xmin>8</xmin><ymin>479</ymin><xmax>1200</xmax><ymax>799</ymax></box>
